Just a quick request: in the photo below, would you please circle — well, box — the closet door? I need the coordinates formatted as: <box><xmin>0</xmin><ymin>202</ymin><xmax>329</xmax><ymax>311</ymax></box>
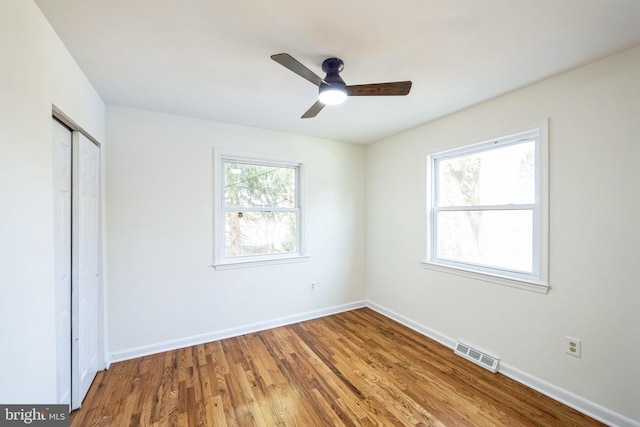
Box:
<box><xmin>52</xmin><ymin>118</ymin><xmax>72</xmax><ymax>406</ymax></box>
<box><xmin>71</xmin><ymin>132</ymin><xmax>100</xmax><ymax>410</ymax></box>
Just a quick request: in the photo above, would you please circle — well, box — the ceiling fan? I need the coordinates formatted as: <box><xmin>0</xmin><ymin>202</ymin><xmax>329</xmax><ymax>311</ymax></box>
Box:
<box><xmin>271</xmin><ymin>53</ymin><xmax>412</xmax><ymax>118</ymax></box>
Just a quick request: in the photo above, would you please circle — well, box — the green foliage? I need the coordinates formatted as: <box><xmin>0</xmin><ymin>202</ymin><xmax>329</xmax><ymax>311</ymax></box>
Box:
<box><xmin>224</xmin><ymin>161</ymin><xmax>297</xmax><ymax>257</ymax></box>
<box><xmin>225</xmin><ymin>162</ymin><xmax>295</xmax><ymax>208</ymax></box>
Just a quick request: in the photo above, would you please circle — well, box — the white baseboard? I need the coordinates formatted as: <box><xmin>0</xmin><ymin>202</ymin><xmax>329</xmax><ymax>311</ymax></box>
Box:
<box><xmin>108</xmin><ymin>300</ymin><xmax>366</xmax><ymax>364</ymax></box>
<box><xmin>366</xmin><ymin>300</ymin><xmax>639</xmax><ymax>427</ymax></box>
<box><xmin>499</xmin><ymin>364</ymin><xmax>639</xmax><ymax>427</ymax></box>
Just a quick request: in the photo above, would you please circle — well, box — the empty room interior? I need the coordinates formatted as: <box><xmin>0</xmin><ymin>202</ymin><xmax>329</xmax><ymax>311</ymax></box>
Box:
<box><xmin>1</xmin><ymin>0</ymin><xmax>640</xmax><ymax>425</ymax></box>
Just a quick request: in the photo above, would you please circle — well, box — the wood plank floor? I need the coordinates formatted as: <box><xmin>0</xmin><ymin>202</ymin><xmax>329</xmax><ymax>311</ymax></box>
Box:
<box><xmin>71</xmin><ymin>308</ymin><xmax>603</xmax><ymax>426</ymax></box>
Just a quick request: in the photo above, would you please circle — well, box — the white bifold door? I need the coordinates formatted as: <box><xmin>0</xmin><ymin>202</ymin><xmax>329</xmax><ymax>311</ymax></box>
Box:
<box><xmin>71</xmin><ymin>130</ymin><xmax>100</xmax><ymax>409</ymax></box>
<box><xmin>52</xmin><ymin>118</ymin><xmax>101</xmax><ymax>411</ymax></box>
<box><xmin>52</xmin><ymin>119</ymin><xmax>72</xmax><ymax>407</ymax></box>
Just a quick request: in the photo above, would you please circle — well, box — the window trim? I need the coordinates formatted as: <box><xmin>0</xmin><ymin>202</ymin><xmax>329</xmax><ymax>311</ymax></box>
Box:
<box><xmin>213</xmin><ymin>149</ymin><xmax>307</xmax><ymax>270</ymax></box>
<box><xmin>423</xmin><ymin>120</ymin><xmax>549</xmax><ymax>293</ymax></box>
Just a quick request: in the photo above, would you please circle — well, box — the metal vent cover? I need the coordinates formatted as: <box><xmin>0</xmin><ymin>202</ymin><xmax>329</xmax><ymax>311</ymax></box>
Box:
<box><xmin>454</xmin><ymin>341</ymin><xmax>499</xmax><ymax>373</ymax></box>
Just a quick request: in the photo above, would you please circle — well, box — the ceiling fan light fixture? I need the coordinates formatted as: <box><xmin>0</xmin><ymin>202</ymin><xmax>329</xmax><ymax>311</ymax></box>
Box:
<box><xmin>318</xmin><ymin>86</ymin><xmax>347</xmax><ymax>105</ymax></box>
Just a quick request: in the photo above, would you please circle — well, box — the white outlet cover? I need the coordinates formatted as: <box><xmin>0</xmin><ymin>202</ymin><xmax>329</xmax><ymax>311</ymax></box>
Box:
<box><xmin>565</xmin><ymin>336</ymin><xmax>581</xmax><ymax>358</ymax></box>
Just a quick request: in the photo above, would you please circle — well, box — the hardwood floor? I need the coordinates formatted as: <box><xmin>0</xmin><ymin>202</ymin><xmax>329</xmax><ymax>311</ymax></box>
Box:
<box><xmin>71</xmin><ymin>308</ymin><xmax>603</xmax><ymax>426</ymax></box>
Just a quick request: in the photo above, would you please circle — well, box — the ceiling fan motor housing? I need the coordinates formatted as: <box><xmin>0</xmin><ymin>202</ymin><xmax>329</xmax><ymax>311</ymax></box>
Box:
<box><xmin>322</xmin><ymin>57</ymin><xmax>346</xmax><ymax>87</ymax></box>
<box><xmin>322</xmin><ymin>57</ymin><xmax>344</xmax><ymax>74</ymax></box>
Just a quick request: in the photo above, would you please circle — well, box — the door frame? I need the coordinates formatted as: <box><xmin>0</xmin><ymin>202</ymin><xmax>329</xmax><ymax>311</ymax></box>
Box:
<box><xmin>52</xmin><ymin>108</ymin><xmax>106</xmax><ymax>410</ymax></box>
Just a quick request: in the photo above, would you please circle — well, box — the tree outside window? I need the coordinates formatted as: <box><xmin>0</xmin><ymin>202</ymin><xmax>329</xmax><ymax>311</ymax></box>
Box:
<box><xmin>223</xmin><ymin>161</ymin><xmax>299</xmax><ymax>257</ymax></box>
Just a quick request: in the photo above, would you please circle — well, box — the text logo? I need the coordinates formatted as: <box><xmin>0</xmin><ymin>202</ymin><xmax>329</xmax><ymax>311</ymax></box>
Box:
<box><xmin>0</xmin><ymin>405</ymin><xmax>68</xmax><ymax>426</ymax></box>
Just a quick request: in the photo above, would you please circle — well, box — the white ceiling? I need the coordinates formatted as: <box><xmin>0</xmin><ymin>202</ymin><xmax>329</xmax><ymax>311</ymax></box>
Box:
<box><xmin>35</xmin><ymin>0</ymin><xmax>640</xmax><ymax>144</ymax></box>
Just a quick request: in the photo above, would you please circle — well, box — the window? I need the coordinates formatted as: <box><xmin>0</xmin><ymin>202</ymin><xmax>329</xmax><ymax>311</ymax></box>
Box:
<box><xmin>214</xmin><ymin>151</ymin><xmax>306</xmax><ymax>269</ymax></box>
<box><xmin>425</xmin><ymin>121</ymin><xmax>548</xmax><ymax>291</ymax></box>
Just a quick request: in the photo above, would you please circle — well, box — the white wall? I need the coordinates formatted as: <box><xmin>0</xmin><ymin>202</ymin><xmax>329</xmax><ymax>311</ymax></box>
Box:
<box><xmin>105</xmin><ymin>106</ymin><xmax>366</xmax><ymax>358</ymax></box>
<box><xmin>367</xmin><ymin>45</ymin><xmax>640</xmax><ymax>422</ymax></box>
<box><xmin>0</xmin><ymin>0</ymin><xmax>105</xmax><ymax>403</ymax></box>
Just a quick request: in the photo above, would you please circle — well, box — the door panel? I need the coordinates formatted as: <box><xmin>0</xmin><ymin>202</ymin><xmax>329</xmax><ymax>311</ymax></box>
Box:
<box><xmin>52</xmin><ymin>119</ymin><xmax>71</xmax><ymax>406</ymax></box>
<box><xmin>71</xmin><ymin>132</ymin><xmax>100</xmax><ymax>410</ymax></box>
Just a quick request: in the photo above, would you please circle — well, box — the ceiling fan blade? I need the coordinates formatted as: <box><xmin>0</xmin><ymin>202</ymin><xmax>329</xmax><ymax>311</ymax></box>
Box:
<box><xmin>271</xmin><ymin>53</ymin><xmax>325</xmax><ymax>87</ymax></box>
<box><xmin>301</xmin><ymin>100</ymin><xmax>326</xmax><ymax>119</ymax></box>
<box><xmin>346</xmin><ymin>81</ymin><xmax>412</xmax><ymax>96</ymax></box>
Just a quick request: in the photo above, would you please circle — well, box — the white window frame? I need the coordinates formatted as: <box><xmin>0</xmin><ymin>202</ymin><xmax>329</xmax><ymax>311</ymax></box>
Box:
<box><xmin>423</xmin><ymin>120</ymin><xmax>549</xmax><ymax>293</ymax></box>
<box><xmin>213</xmin><ymin>149</ymin><xmax>307</xmax><ymax>270</ymax></box>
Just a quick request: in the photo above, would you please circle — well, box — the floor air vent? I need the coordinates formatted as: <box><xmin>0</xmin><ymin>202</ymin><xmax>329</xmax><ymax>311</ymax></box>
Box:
<box><xmin>454</xmin><ymin>341</ymin><xmax>499</xmax><ymax>373</ymax></box>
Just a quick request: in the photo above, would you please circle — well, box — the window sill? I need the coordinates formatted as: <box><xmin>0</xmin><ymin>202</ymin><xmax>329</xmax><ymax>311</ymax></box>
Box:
<box><xmin>213</xmin><ymin>255</ymin><xmax>310</xmax><ymax>271</ymax></box>
<box><xmin>421</xmin><ymin>260</ymin><xmax>549</xmax><ymax>294</ymax></box>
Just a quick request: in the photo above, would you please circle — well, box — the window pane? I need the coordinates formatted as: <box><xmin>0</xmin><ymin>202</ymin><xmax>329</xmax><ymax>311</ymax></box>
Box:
<box><xmin>438</xmin><ymin>141</ymin><xmax>535</xmax><ymax>206</ymax></box>
<box><xmin>225</xmin><ymin>162</ymin><xmax>296</xmax><ymax>208</ymax></box>
<box><xmin>225</xmin><ymin>211</ymin><xmax>297</xmax><ymax>256</ymax></box>
<box><xmin>436</xmin><ymin>210</ymin><xmax>532</xmax><ymax>272</ymax></box>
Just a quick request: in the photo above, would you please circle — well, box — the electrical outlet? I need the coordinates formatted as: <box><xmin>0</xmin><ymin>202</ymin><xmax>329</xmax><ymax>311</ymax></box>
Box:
<box><xmin>565</xmin><ymin>336</ymin><xmax>581</xmax><ymax>358</ymax></box>
<box><xmin>309</xmin><ymin>282</ymin><xmax>316</xmax><ymax>292</ymax></box>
